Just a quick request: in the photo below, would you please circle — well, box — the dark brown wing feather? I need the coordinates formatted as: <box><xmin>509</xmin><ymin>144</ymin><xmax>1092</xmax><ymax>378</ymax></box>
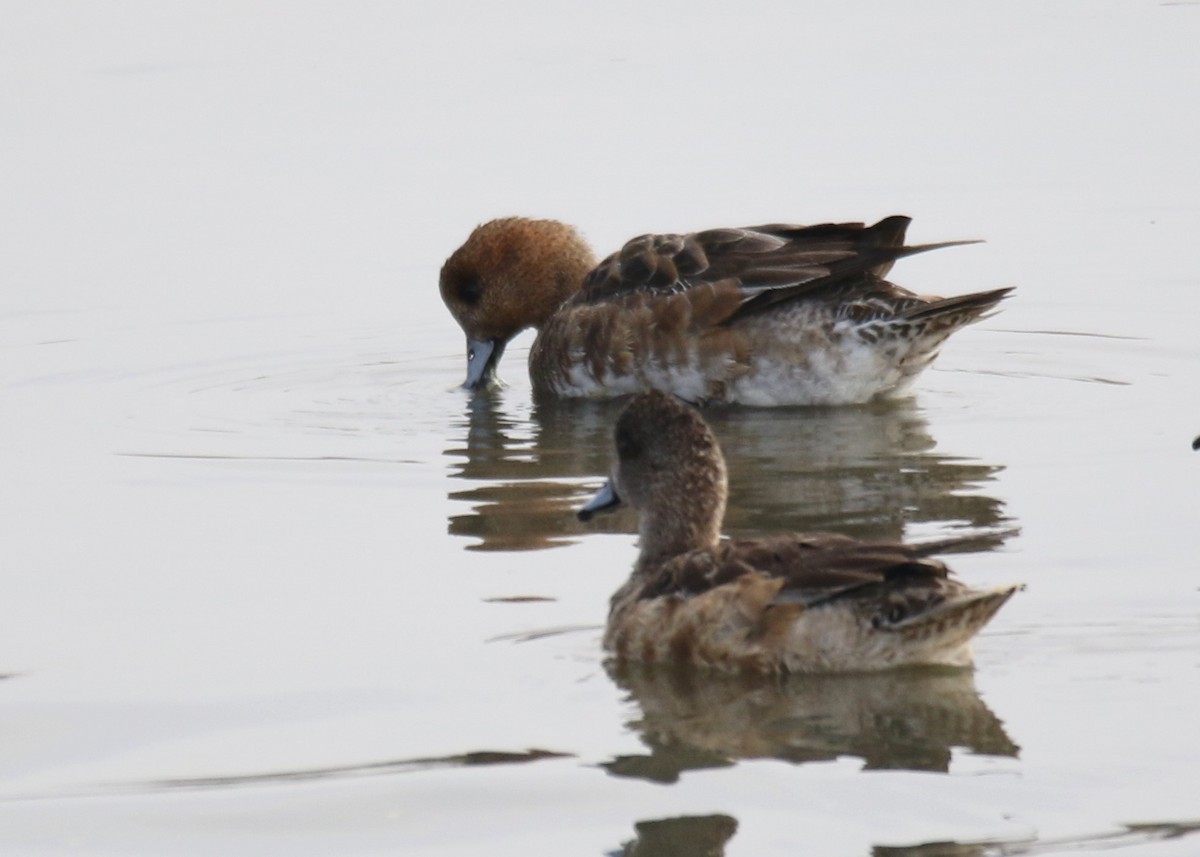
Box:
<box><xmin>635</xmin><ymin>532</ymin><xmax>997</xmax><ymax>608</ymax></box>
<box><xmin>575</xmin><ymin>216</ymin><xmax>979</xmax><ymax>327</ymax></box>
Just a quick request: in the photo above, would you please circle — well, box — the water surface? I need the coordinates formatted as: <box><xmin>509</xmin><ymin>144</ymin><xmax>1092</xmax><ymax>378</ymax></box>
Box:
<box><xmin>2</xmin><ymin>2</ymin><xmax>1199</xmax><ymax>855</ymax></box>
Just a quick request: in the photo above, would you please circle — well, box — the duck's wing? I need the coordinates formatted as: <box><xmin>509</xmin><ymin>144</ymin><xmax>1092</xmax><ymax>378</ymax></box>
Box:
<box><xmin>641</xmin><ymin>532</ymin><xmax>982</xmax><ymax>608</ymax></box>
<box><xmin>575</xmin><ymin>217</ymin><xmax>976</xmax><ymax>324</ymax></box>
<box><xmin>730</xmin><ymin>534</ymin><xmax>957</xmax><ymax>607</ymax></box>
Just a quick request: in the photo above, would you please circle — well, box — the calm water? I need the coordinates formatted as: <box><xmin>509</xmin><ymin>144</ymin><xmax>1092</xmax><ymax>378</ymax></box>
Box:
<box><xmin>3</xmin><ymin>2</ymin><xmax>1199</xmax><ymax>855</ymax></box>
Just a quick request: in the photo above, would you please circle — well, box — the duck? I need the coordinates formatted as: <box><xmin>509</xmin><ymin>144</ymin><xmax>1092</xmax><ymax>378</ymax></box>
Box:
<box><xmin>439</xmin><ymin>216</ymin><xmax>1011</xmax><ymax>406</ymax></box>
<box><xmin>576</xmin><ymin>391</ymin><xmax>1021</xmax><ymax>673</ymax></box>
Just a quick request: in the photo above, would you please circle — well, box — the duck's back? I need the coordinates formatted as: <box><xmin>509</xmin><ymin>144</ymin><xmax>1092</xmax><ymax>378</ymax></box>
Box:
<box><xmin>604</xmin><ymin>533</ymin><xmax>1018</xmax><ymax>673</ymax></box>
<box><xmin>529</xmin><ymin>219</ymin><xmax>1009</xmax><ymax>405</ymax></box>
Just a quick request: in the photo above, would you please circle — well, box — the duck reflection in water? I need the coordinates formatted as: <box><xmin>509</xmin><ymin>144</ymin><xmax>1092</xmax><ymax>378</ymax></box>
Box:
<box><xmin>445</xmin><ymin>392</ymin><xmax>1012</xmax><ymax>551</ymax></box>
<box><xmin>614</xmin><ymin>814</ymin><xmax>738</xmax><ymax>857</ymax></box>
<box><xmin>604</xmin><ymin>662</ymin><xmax>1018</xmax><ymax>783</ymax></box>
<box><xmin>446</xmin><ymin>391</ymin><xmax>623</xmax><ymax>550</ymax></box>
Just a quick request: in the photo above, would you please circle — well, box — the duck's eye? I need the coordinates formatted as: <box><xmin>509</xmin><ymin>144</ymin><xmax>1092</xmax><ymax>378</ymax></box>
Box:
<box><xmin>887</xmin><ymin>604</ymin><xmax>906</xmax><ymax>624</ymax></box>
<box><xmin>615</xmin><ymin>427</ymin><xmax>641</xmax><ymax>459</ymax></box>
<box><xmin>459</xmin><ymin>277</ymin><xmax>482</xmax><ymax>305</ymax></box>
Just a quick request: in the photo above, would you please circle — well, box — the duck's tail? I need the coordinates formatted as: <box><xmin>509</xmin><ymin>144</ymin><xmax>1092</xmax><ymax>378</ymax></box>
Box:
<box><xmin>892</xmin><ymin>584</ymin><xmax>1023</xmax><ymax>656</ymax></box>
<box><xmin>862</xmin><ymin>214</ymin><xmax>987</xmax><ymax>280</ymax></box>
<box><xmin>899</xmin><ymin>286</ymin><xmax>1014</xmax><ymax>329</ymax></box>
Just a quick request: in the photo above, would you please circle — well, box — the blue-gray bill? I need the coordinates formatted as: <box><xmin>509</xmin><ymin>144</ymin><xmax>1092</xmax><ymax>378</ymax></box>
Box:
<box><xmin>578</xmin><ymin>479</ymin><xmax>622</xmax><ymax>522</ymax></box>
<box><xmin>463</xmin><ymin>337</ymin><xmax>506</xmax><ymax>391</ymax></box>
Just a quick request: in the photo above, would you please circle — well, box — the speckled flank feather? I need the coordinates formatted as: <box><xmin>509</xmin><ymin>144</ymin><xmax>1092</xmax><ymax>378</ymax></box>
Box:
<box><xmin>605</xmin><ymin>570</ymin><xmax>793</xmax><ymax>673</ymax></box>
<box><xmin>440</xmin><ymin>216</ymin><xmax>1011</xmax><ymax>405</ymax></box>
<box><xmin>580</xmin><ymin>391</ymin><xmax>1021</xmax><ymax>674</ymax></box>
<box><xmin>530</xmin><ymin>283</ymin><xmax>752</xmax><ymax>402</ymax></box>
<box><xmin>605</xmin><ymin>573</ymin><xmax>1018</xmax><ymax>673</ymax></box>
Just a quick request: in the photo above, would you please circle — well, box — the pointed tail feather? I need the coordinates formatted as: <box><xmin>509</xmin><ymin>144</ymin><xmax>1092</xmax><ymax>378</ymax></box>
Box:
<box><xmin>834</xmin><ymin>238</ymin><xmax>985</xmax><ymax>283</ymax></box>
<box><xmin>899</xmin><ymin>286</ymin><xmax>1014</xmax><ymax>323</ymax></box>
<box><xmin>876</xmin><ymin>235</ymin><xmax>983</xmax><ymax>270</ymax></box>
<box><xmin>894</xmin><ymin>584</ymin><xmax>1023</xmax><ymax>646</ymax></box>
<box><xmin>863</xmin><ymin>213</ymin><xmax>979</xmax><ymax>278</ymax></box>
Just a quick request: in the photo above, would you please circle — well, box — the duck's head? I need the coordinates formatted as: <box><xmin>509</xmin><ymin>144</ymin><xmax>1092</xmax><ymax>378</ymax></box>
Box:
<box><xmin>439</xmin><ymin>217</ymin><xmax>596</xmax><ymax>391</ymax></box>
<box><xmin>579</xmin><ymin>391</ymin><xmax>728</xmax><ymax>562</ymax></box>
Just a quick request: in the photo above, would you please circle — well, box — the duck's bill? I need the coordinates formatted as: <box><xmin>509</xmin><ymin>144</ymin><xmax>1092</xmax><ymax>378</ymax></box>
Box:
<box><xmin>463</xmin><ymin>337</ymin><xmax>506</xmax><ymax>391</ymax></box>
<box><xmin>577</xmin><ymin>479</ymin><xmax>623</xmax><ymax>522</ymax></box>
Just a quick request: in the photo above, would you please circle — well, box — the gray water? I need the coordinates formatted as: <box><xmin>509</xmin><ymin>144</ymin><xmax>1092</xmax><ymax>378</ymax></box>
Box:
<box><xmin>3</xmin><ymin>2</ymin><xmax>1199</xmax><ymax>854</ymax></box>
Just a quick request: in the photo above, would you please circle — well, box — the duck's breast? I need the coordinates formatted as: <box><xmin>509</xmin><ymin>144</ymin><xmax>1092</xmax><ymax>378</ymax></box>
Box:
<box><xmin>529</xmin><ymin>295</ymin><xmax>747</xmax><ymax>401</ymax></box>
<box><xmin>604</xmin><ymin>572</ymin><xmax>788</xmax><ymax>672</ymax></box>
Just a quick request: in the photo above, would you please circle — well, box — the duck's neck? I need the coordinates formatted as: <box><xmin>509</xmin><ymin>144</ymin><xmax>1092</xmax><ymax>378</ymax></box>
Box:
<box><xmin>633</xmin><ymin>501</ymin><xmax>724</xmax><ymax>575</ymax></box>
<box><xmin>521</xmin><ymin>240</ymin><xmax>597</xmax><ymax>329</ymax></box>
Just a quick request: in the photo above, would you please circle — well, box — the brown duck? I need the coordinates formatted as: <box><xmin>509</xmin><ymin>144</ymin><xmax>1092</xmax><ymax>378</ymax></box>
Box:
<box><xmin>440</xmin><ymin>216</ymin><xmax>1011</xmax><ymax>405</ymax></box>
<box><xmin>578</xmin><ymin>391</ymin><xmax>1021</xmax><ymax>672</ymax></box>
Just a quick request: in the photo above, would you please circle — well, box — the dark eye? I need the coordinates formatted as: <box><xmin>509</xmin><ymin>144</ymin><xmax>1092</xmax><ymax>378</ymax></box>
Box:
<box><xmin>615</xmin><ymin>427</ymin><xmax>641</xmax><ymax>459</ymax></box>
<box><xmin>459</xmin><ymin>277</ymin><xmax>482</xmax><ymax>305</ymax></box>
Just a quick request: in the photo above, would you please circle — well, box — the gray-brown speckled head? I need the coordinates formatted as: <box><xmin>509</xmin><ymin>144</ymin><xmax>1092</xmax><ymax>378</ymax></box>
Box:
<box><xmin>582</xmin><ymin>391</ymin><xmax>728</xmax><ymax>566</ymax></box>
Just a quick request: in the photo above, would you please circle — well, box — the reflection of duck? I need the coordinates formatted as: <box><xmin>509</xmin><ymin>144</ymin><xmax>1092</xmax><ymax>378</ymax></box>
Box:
<box><xmin>577</xmin><ymin>392</ymin><xmax>1020</xmax><ymax>672</ymax></box>
<box><xmin>616</xmin><ymin>814</ymin><xmax>738</xmax><ymax>857</ymax></box>
<box><xmin>705</xmin><ymin>401</ymin><xmax>1008</xmax><ymax>541</ymax></box>
<box><xmin>439</xmin><ymin>216</ymin><xmax>1009</xmax><ymax>405</ymax></box>
<box><xmin>604</xmin><ymin>661</ymin><xmax>1018</xmax><ymax>783</ymax></box>
<box><xmin>445</xmin><ymin>395</ymin><xmax>1011</xmax><ymax>551</ymax></box>
<box><xmin>873</xmin><ymin>821</ymin><xmax>1200</xmax><ymax>857</ymax></box>
<box><xmin>445</xmin><ymin>394</ymin><xmax>621</xmax><ymax>551</ymax></box>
